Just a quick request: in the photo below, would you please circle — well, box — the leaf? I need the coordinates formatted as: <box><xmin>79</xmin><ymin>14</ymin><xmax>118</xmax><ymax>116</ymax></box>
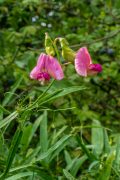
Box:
<box><xmin>49</xmin><ymin>137</ymin><xmax>69</xmax><ymax>162</ymax></box>
<box><xmin>0</xmin><ymin>104</ymin><xmax>10</xmax><ymax>115</ymax></box>
<box><xmin>92</xmin><ymin>120</ymin><xmax>104</xmax><ymax>156</ymax></box>
<box><xmin>0</xmin><ymin>111</ymin><xmax>18</xmax><ymax>129</ymax></box>
<box><xmin>36</xmin><ymin>135</ymin><xmax>71</xmax><ymax>162</ymax></box>
<box><xmin>1</xmin><ymin>128</ymin><xmax>23</xmax><ymax>178</ymax></box>
<box><xmin>51</xmin><ymin>125</ymin><xmax>68</xmax><ymax>144</ymax></box>
<box><xmin>0</xmin><ymin>108</ymin><xmax>3</xmax><ymax>121</ymax></box>
<box><xmin>63</xmin><ymin>169</ymin><xmax>77</xmax><ymax>180</ymax></box>
<box><xmin>24</xmin><ymin>146</ymin><xmax>41</xmax><ymax>164</ymax></box>
<box><xmin>70</xmin><ymin>155</ymin><xmax>87</xmax><ymax>176</ymax></box>
<box><xmin>114</xmin><ymin>135</ymin><xmax>120</xmax><ymax>170</ymax></box>
<box><xmin>76</xmin><ymin>135</ymin><xmax>97</xmax><ymax>162</ymax></box>
<box><xmin>20</xmin><ymin>124</ymin><xmax>33</xmax><ymax>151</ymax></box>
<box><xmin>20</xmin><ymin>114</ymin><xmax>43</xmax><ymax>152</ymax></box>
<box><xmin>40</xmin><ymin>111</ymin><xmax>48</xmax><ymax>153</ymax></box>
<box><xmin>9</xmin><ymin>164</ymin><xmax>32</xmax><ymax>173</ymax></box>
<box><xmin>2</xmin><ymin>77</ymin><xmax>23</xmax><ymax>106</ymax></box>
<box><xmin>5</xmin><ymin>172</ymin><xmax>37</xmax><ymax>180</ymax></box>
<box><xmin>28</xmin><ymin>114</ymin><xmax>43</xmax><ymax>146</ymax></box>
<box><xmin>64</xmin><ymin>150</ymin><xmax>72</xmax><ymax>166</ymax></box>
<box><xmin>98</xmin><ymin>151</ymin><xmax>115</xmax><ymax>180</ymax></box>
<box><xmin>42</xmin><ymin>86</ymin><xmax>86</xmax><ymax>104</ymax></box>
<box><xmin>103</xmin><ymin>129</ymin><xmax>111</xmax><ymax>154</ymax></box>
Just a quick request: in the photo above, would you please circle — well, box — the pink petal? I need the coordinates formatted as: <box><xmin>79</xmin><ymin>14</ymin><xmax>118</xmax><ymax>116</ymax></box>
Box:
<box><xmin>75</xmin><ymin>47</ymin><xmax>92</xmax><ymax>77</ymax></box>
<box><xmin>87</xmin><ymin>64</ymin><xmax>102</xmax><ymax>75</ymax></box>
<box><xmin>30</xmin><ymin>66</ymin><xmax>40</xmax><ymax>80</ymax></box>
<box><xmin>36</xmin><ymin>53</ymin><xmax>47</xmax><ymax>71</ymax></box>
<box><xmin>46</xmin><ymin>56</ymin><xmax>64</xmax><ymax>80</ymax></box>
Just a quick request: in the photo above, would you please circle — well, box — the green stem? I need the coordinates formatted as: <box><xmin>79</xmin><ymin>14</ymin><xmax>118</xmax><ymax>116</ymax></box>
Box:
<box><xmin>27</xmin><ymin>79</ymin><xmax>55</xmax><ymax>111</ymax></box>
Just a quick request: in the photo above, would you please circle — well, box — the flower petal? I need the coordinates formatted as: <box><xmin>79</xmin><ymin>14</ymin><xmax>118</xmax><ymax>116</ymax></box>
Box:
<box><xmin>87</xmin><ymin>64</ymin><xmax>102</xmax><ymax>75</ymax></box>
<box><xmin>30</xmin><ymin>66</ymin><xmax>40</xmax><ymax>80</ymax></box>
<box><xmin>46</xmin><ymin>56</ymin><xmax>64</xmax><ymax>80</ymax></box>
<box><xmin>37</xmin><ymin>53</ymin><xmax>47</xmax><ymax>71</ymax></box>
<box><xmin>75</xmin><ymin>47</ymin><xmax>92</xmax><ymax>77</ymax></box>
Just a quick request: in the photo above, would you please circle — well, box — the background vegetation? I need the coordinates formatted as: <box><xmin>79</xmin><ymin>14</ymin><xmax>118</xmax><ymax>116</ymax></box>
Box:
<box><xmin>0</xmin><ymin>0</ymin><xmax>120</xmax><ymax>179</ymax></box>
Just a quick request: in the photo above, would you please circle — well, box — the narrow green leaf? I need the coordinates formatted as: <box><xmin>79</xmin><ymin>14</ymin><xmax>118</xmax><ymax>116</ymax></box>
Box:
<box><xmin>48</xmin><ymin>86</ymin><xmax>86</xmax><ymax>100</ymax></box>
<box><xmin>1</xmin><ymin>128</ymin><xmax>22</xmax><ymax>178</ymax></box>
<box><xmin>19</xmin><ymin>113</ymin><xmax>43</xmax><ymax>152</ymax></box>
<box><xmin>39</xmin><ymin>86</ymin><xmax>86</xmax><ymax>105</ymax></box>
<box><xmin>64</xmin><ymin>150</ymin><xmax>72</xmax><ymax>166</ymax></box>
<box><xmin>9</xmin><ymin>164</ymin><xmax>32</xmax><ymax>173</ymax></box>
<box><xmin>98</xmin><ymin>151</ymin><xmax>115</xmax><ymax>180</ymax></box>
<box><xmin>114</xmin><ymin>135</ymin><xmax>120</xmax><ymax>170</ymax></box>
<box><xmin>5</xmin><ymin>172</ymin><xmax>37</xmax><ymax>180</ymax></box>
<box><xmin>51</xmin><ymin>125</ymin><xmax>68</xmax><ymax>144</ymax></box>
<box><xmin>63</xmin><ymin>169</ymin><xmax>77</xmax><ymax>180</ymax></box>
<box><xmin>103</xmin><ymin>129</ymin><xmax>111</xmax><ymax>154</ymax></box>
<box><xmin>40</xmin><ymin>111</ymin><xmax>48</xmax><ymax>153</ymax></box>
<box><xmin>28</xmin><ymin>114</ymin><xmax>43</xmax><ymax>145</ymax></box>
<box><xmin>0</xmin><ymin>108</ymin><xmax>3</xmax><ymax>121</ymax></box>
<box><xmin>29</xmin><ymin>166</ymin><xmax>53</xmax><ymax>180</ymax></box>
<box><xmin>70</xmin><ymin>155</ymin><xmax>87</xmax><ymax>176</ymax></box>
<box><xmin>92</xmin><ymin>120</ymin><xmax>104</xmax><ymax>156</ymax></box>
<box><xmin>49</xmin><ymin>138</ymin><xmax>69</xmax><ymax>162</ymax></box>
<box><xmin>2</xmin><ymin>76</ymin><xmax>23</xmax><ymax>106</ymax></box>
<box><xmin>36</xmin><ymin>135</ymin><xmax>71</xmax><ymax>162</ymax></box>
<box><xmin>24</xmin><ymin>146</ymin><xmax>41</xmax><ymax>164</ymax></box>
<box><xmin>0</xmin><ymin>105</ymin><xmax>10</xmax><ymax>115</ymax></box>
<box><xmin>0</xmin><ymin>111</ymin><xmax>18</xmax><ymax>129</ymax></box>
<box><xmin>76</xmin><ymin>135</ymin><xmax>97</xmax><ymax>162</ymax></box>
<box><xmin>20</xmin><ymin>124</ymin><xmax>33</xmax><ymax>151</ymax></box>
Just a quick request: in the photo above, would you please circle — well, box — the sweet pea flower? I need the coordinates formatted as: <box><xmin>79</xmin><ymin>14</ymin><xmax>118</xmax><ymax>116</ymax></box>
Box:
<box><xmin>75</xmin><ymin>47</ymin><xmax>102</xmax><ymax>77</ymax></box>
<box><xmin>30</xmin><ymin>53</ymin><xmax>64</xmax><ymax>84</ymax></box>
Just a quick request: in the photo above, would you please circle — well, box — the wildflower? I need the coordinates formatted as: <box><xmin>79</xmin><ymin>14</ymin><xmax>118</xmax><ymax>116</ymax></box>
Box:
<box><xmin>75</xmin><ymin>47</ymin><xmax>102</xmax><ymax>77</ymax></box>
<box><xmin>30</xmin><ymin>53</ymin><xmax>64</xmax><ymax>85</ymax></box>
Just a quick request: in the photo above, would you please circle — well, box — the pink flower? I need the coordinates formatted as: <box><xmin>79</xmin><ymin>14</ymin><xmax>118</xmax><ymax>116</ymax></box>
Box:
<box><xmin>30</xmin><ymin>53</ymin><xmax>64</xmax><ymax>84</ymax></box>
<box><xmin>75</xmin><ymin>47</ymin><xmax>102</xmax><ymax>77</ymax></box>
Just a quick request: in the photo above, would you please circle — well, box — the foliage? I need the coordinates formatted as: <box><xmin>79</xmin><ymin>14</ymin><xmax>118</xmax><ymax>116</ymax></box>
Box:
<box><xmin>0</xmin><ymin>0</ymin><xmax>120</xmax><ymax>179</ymax></box>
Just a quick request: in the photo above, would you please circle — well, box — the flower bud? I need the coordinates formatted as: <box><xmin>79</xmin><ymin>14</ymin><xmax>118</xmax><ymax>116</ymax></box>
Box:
<box><xmin>45</xmin><ymin>32</ymin><xmax>55</xmax><ymax>56</ymax></box>
<box><xmin>59</xmin><ymin>38</ymin><xmax>75</xmax><ymax>62</ymax></box>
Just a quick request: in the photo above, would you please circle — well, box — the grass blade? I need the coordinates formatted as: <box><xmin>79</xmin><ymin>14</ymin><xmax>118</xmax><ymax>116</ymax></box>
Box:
<box><xmin>114</xmin><ymin>135</ymin><xmax>120</xmax><ymax>170</ymax></box>
<box><xmin>103</xmin><ymin>129</ymin><xmax>111</xmax><ymax>154</ymax></box>
<box><xmin>63</xmin><ymin>169</ymin><xmax>77</xmax><ymax>180</ymax></box>
<box><xmin>5</xmin><ymin>172</ymin><xmax>37</xmax><ymax>180</ymax></box>
<box><xmin>70</xmin><ymin>155</ymin><xmax>87</xmax><ymax>176</ymax></box>
<box><xmin>40</xmin><ymin>86</ymin><xmax>86</xmax><ymax>105</ymax></box>
<box><xmin>98</xmin><ymin>151</ymin><xmax>115</xmax><ymax>180</ymax></box>
<box><xmin>40</xmin><ymin>111</ymin><xmax>48</xmax><ymax>153</ymax></box>
<box><xmin>76</xmin><ymin>135</ymin><xmax>97</xmax><ymax>162</ymax></box>
<box><xmin>37</xmin><ymin>135</ymin><xmax>71</xmax><ymax>162</ymax></box>
<box><xmin>92</xmin><ymin>120</ymin><xmax>104</xmax><ymax>156</ymax></box>
<box><xmin>0</xmin><ymin>111</ymin><xmax>18</xmax><ymax>129</ymax></box>
<box><xmin>1</xmin><ymin>127</ymin><xmax>22</xmax><ymax>178</ymax></box>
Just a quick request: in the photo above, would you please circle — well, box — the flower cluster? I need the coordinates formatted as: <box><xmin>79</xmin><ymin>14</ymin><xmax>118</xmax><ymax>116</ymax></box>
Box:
<box><xmin>30</xmin><ymin>33</ymin><xmax>102</xmax><ymax>85</ymax></box>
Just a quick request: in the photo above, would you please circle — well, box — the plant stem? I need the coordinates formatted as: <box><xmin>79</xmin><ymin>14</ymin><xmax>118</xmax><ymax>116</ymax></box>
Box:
<box><xmin>27</xmin><ymin>79</ymin><xmax>55</xmax><ymax>111</ymax></box>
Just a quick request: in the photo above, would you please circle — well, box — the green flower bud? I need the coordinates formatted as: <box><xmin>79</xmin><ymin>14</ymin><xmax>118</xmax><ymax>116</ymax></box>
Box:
<box><xmin>59</xmin><ymin>38</ymin><xmax>75</xmax><ymax>62</ymax></box>
<box><xmin>45</xmin><ymin>32</ymin><xmax>55</xmax><ymax>56</ymax></box>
